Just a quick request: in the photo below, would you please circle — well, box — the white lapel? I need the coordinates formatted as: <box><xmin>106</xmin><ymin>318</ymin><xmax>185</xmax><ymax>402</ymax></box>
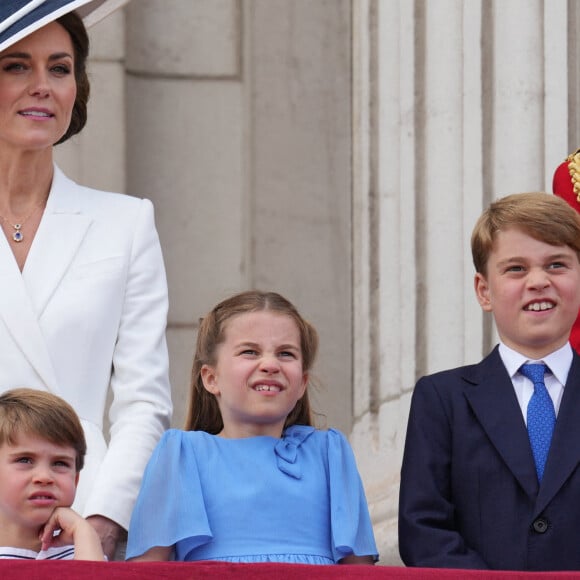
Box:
<box><xmin>0</xmin><ymin>227</ymin><xmax>61</xmax><ymax>393</ymax></box>
<box><xmin>0</xmin><ymin>165</ymin><xmax>92</xmax><ymax>394</ymax></box>
<box><xmin>23</xmin><ymin>166</ymin><xmax>92</xmax><ymax>317</ymax></box>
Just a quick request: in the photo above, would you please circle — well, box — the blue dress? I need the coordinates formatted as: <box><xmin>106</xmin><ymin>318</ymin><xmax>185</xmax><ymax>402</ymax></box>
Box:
<box><xmin>126</xmin><ymin>425</ymin><xmax>378</xmax><ymax>564</ymax></box>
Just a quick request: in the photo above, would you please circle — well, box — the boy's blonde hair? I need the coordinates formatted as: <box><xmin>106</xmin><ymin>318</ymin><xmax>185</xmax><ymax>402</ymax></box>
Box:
<box><xmin>471</xmin><ymin>192</ymin><xmax>580</xmax><ymax>275</ymax></box>
<box><xmin>186</xmin><ymin>290</ymin><xmax>319</xmax><ymax>434</ymax></box>
<box><xmin>0</xmin><ymin>388</ymin><xmax>86</xmax><ymax>472</ymax></box>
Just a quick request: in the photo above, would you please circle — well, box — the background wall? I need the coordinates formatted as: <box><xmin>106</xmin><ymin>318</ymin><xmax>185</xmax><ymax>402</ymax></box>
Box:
<box><xmin>351</xmin><ymin>0</ymin><xmax>573</xmax><ymax>563</ymax></box>
<box><xmin>55</xmin><ymin>0</ymin><xmax>577</xmax><ymax>565</ymax></box>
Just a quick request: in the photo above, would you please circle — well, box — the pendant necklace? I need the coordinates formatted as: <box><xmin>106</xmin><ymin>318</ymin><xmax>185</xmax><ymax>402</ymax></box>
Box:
<box><xmin>0</xmin><ymin>200</ymin><xmax>45</xmax><ymax>243</ymax></box>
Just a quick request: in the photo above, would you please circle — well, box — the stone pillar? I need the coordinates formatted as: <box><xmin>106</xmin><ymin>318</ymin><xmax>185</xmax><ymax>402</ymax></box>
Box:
<box><xmin>125</xmin><ymin>0</ymin><xmax>245</xmax><ymax>426</ymax></box>
<box><xmin>125</xmin><ymin>0</ymin><xmax>353</xmax><ymax>431</ymax></box>
<box><xmin>247</xmin><ymin>0</ymin><xmax>353</xmax><ymax>431</ymax></box>
<box><xmin>351</xmin><ymin>0</ymin><xmax>571</xmax><ymax>564</ymax></box>
<box><xmin>491</xmin><ymin>0</ymin><xmax>545</xmax><ymax>194</ymax></box>
<box><xmin>352</xmin><ymin>0</ymin><xmax>422</xmax><ymax>564</ymax></box>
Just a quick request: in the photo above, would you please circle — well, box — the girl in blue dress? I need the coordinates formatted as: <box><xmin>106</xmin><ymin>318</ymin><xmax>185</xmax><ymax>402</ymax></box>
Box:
<box><xmin>126</xmin><ymin>291</ymin><xmax>378</xmax><ymax>565</ymax></box>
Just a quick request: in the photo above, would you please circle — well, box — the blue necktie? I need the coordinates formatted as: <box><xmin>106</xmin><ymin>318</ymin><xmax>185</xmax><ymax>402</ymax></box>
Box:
<box><xmin>520</xmin><ymin>363</ymin><xmax>555</xmax><ymax>482</ymax></box>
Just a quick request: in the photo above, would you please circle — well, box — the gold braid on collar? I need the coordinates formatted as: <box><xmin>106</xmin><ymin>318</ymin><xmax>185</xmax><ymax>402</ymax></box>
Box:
<box><xmin>567</xmin><ymin>148</ymin><xmax>580</xmax><ymax>204</ymax></box>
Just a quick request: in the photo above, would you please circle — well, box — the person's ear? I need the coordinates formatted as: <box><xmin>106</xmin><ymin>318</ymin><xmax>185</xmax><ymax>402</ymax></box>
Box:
<box><xmin>474</xmin><ymin>272</ymin><xmax>492</xmax><ymax>312</ymax></box>
<box><xmin>201</xmin><ymin>364</ymin><xmax>220</xmax><ymax>396</ymax></box>
<box><xmin>75</xmin><ymin>472</ymin><xmax>80</xmax><ymax>487</ymax></box>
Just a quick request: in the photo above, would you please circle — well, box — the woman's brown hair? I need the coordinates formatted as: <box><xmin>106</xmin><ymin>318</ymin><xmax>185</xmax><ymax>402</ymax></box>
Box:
<box><xmin>55</xmin><ymin>11</ymin><xmax>90</xmax><ymax>144</ymax></box>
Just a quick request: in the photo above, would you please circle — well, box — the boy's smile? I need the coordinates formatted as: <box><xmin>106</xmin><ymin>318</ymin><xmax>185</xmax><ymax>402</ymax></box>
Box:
<box><xmin>475</xmin><ymin>227</ymin><xmax>580</xmax><ymax>359</ymax></box>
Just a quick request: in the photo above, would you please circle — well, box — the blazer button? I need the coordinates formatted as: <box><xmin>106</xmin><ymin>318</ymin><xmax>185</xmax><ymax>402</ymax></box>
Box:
<box><xmin>532</xmin><ymin>518</ymin><xmax>549</xmax><ymax>534</ymax></box>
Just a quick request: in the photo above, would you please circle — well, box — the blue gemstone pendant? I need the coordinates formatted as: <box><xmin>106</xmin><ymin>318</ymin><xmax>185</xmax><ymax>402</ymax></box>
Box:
<box><xmin>12</xmin><ymin>224</ymin><xmax>22</xmax><ymax>243</ymax></box>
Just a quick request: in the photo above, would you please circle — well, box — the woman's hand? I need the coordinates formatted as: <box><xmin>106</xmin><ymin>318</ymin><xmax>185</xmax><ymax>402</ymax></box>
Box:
<box><xmin>86</xmin><ymin>514</ymin><xmax>124</xmax><ymax>560</ymax></box>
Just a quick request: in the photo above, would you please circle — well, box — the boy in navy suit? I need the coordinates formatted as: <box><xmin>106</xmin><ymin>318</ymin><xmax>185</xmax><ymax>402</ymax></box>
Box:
<box><xmin>399</xmin><ymin>192</ymin><xmax>580</xmax><ymax>570</ymax></box>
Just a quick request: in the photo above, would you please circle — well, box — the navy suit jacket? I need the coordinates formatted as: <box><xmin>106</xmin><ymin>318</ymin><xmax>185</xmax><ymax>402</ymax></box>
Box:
<box><xmin>399</xmin><ymin>346</ymin><xmax>580</xmax><ymax>570</ymax></box>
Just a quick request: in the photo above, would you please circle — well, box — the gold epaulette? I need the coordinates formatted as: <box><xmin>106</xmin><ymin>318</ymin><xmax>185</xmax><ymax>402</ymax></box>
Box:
<box><xmin>566</xmin><ymin>148</ymin><xmax>580</xmax><ymax>204</ymax></box>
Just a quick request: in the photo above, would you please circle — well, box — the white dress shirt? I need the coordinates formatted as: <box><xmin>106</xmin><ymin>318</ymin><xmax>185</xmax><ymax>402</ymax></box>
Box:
<box><xmin>498</xmin><ymin>341</ymin><xmax>572</xmax><ymax>423</ymax></box>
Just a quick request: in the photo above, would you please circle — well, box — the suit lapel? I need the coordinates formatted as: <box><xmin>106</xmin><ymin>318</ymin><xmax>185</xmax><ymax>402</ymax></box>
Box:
<box><xmin>0</xmin><ymin>231</ymin><xmax>61</xmax><ymax>393</ymax></box>
<box><xmin>463</xmin><ymin>347</ymin><xmax>539</xmax><ymax>499</ymax></box>
<box><xmin>0</xmin><ymin>166</ymin><xmax>91</xmax><ymax>394</ymax></box>
<box><xmin>23</xmin><ymin>166</ymin><xmax>92</xmax><ymax>317</ymax></box>
<box><xmin>535</xmin><ymin>353</ymin><xmax>580</xmax><ymax>515</ymax></box>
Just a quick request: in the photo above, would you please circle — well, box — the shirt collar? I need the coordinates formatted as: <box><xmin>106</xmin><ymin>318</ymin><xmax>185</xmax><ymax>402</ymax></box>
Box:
<box><xmin>498</xmin><ymin>341</ymin><xmax>573</xmax><ymax>387</ymax></box>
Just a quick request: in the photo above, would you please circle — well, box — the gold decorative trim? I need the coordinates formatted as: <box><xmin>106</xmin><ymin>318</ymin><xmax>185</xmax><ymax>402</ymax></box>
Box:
<box><xmin>567</xmin><ymin>148</ymin><xmax>580</xmax><ymax>204</ymax></box>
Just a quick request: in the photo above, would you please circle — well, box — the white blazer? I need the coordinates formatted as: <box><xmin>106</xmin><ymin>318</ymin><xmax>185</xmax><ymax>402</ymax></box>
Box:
<box><xmin>0</xmin><ymin>166</ymin><xmax>172</xmax><ymax>529</ymax></box>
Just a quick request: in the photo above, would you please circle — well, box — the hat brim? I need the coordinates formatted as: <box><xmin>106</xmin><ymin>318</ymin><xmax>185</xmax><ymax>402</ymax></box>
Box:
<box><xmin>0</xmin><ymin>0</ymin><xmax>131</xmax><ymax>54</ymax></box>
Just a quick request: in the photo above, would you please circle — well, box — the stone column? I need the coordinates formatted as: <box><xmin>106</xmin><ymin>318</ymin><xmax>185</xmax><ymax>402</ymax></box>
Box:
<box><xmin>351</xmin><ymin>0</ymin><xmax>570</xmax><ymax>564</ymax></box>
<box><xmin>246</xmin><ymin>0</ymin><xmax>353</xmax><ymax>431</ymax></box>
<box><xmin>125</xmin><ymin>0</ymin><xmax>245</xmax><ymax>425</ymax></box>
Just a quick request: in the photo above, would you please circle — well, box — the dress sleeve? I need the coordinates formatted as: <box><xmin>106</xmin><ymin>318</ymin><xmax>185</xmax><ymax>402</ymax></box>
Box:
<box><xmin>327</xmin><ymin>429</ymin><xmax>379</xmax><ymax>562</ymax></box>
<box><xmin>82</xmin><ymin>198</ymin><xmax>172</xmax><ymax>529</ymax></box>
<box><xmin>126</xmin><ymin>430</ymin><xmax>213</xmax><ymax>560</ymax></box>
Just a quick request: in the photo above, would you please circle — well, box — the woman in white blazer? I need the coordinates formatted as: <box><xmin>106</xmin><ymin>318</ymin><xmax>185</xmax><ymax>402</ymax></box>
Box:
<box><xmin>0</xmin><ymin>1</ymin><xmax>172</xmax><ymax>558</ymax></box>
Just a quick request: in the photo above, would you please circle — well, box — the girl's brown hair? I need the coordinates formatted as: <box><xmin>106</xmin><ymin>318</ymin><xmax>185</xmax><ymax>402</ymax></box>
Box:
<box><xmin>185</xmin><ymin>291</ymin><xmax>319</xmax><ymax>434</ymax></box>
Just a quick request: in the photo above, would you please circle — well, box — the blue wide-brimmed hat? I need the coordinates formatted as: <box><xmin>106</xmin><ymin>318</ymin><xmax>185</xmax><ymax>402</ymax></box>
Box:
<box><xmin>0</xmin><ymin>0</ymin><xmax>131</xmax><ymax>53</ymax></box>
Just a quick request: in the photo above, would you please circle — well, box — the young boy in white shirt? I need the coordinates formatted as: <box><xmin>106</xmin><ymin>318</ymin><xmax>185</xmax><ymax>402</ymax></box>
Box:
<box><xmin>0</xmin><ymin>388</ymin><xmax>103</xmax><ymax>560</ymax></box>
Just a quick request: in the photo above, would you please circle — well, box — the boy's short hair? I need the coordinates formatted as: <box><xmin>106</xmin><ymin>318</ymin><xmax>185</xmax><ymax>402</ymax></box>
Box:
<box><xmin>0</xmin><ymin>389</ymin><xmax>86</xmax><ymax>472</ymax></box>
<box><xmin>471</xmin><ymin>192</ymin><xmax>580</xmax><ymax>275</ymax></box>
